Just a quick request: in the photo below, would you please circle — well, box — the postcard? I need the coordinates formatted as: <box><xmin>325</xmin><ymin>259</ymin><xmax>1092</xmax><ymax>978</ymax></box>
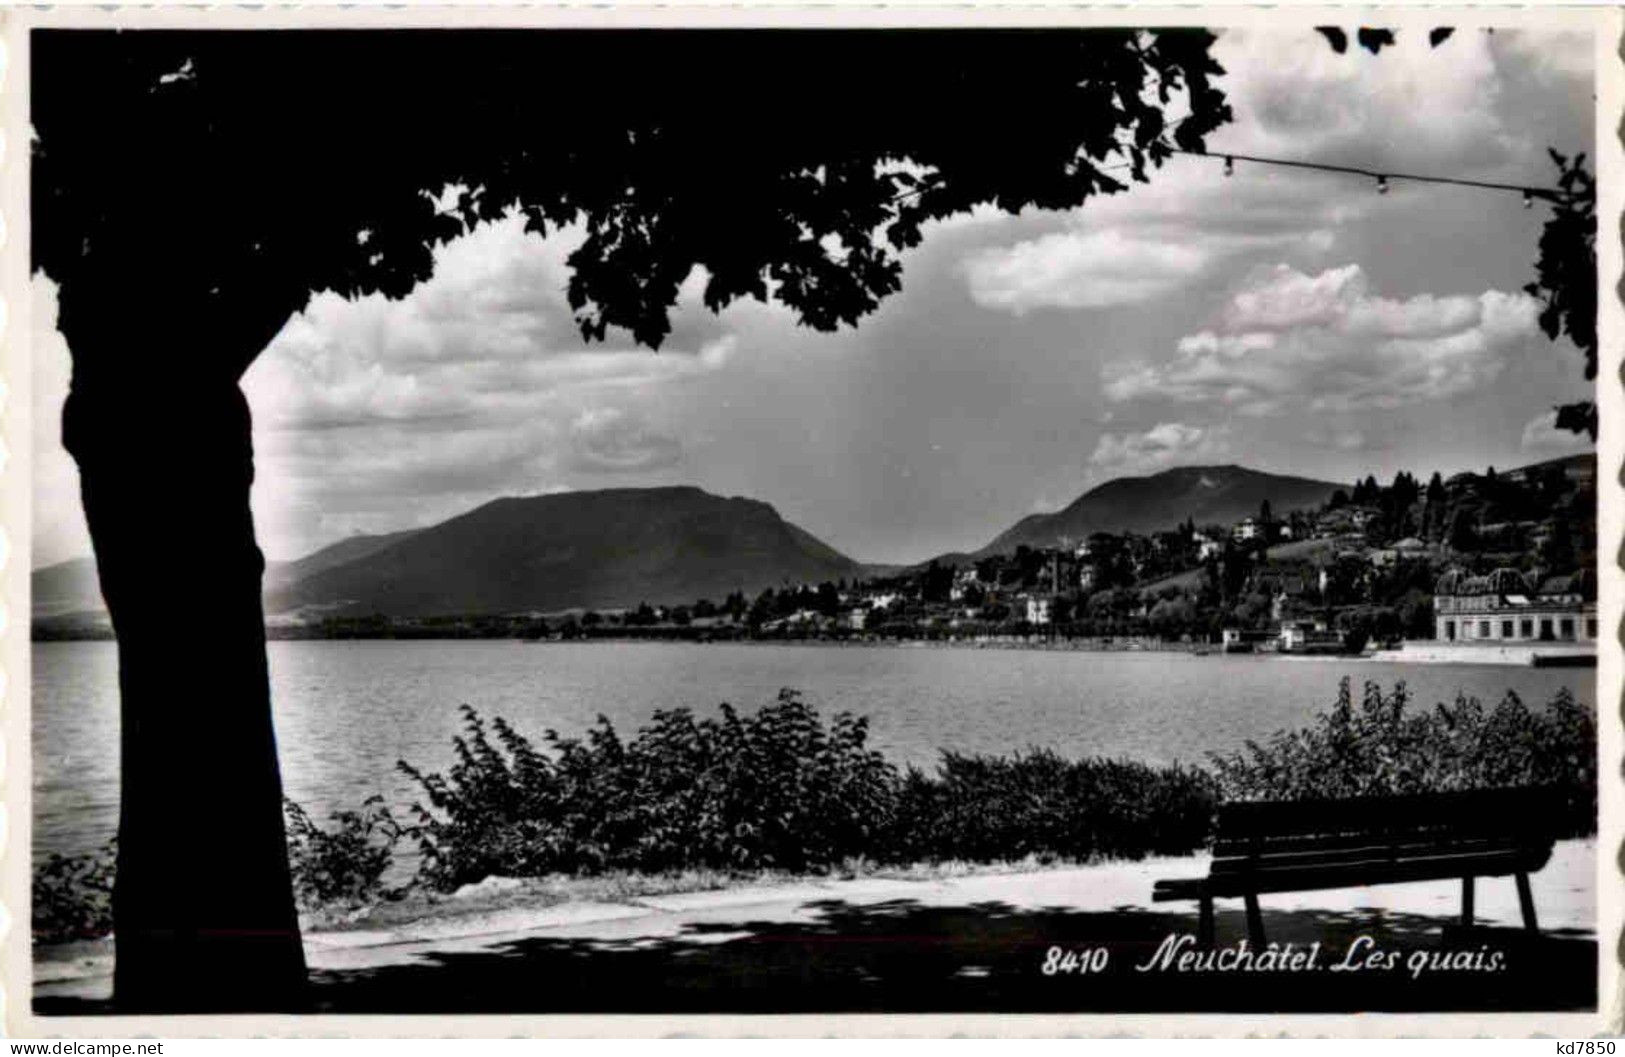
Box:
<box><xmin>6</xmin><ymin>4</ymin><xmax>1620</xmax><ymax>1038</ymax></box>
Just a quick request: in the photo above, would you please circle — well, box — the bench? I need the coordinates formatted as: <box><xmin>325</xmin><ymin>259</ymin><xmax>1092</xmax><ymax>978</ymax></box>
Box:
<box><xmin>1152</xmin><ymin>787</ymin><xmax>1561</xmax><ymax>947</ymax></box>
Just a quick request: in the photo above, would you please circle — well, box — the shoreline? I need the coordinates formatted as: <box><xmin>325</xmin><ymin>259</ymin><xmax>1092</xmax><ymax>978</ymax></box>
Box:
<box><xmin>38</xmin><ymin>632</ymin><xmax>1598</xmax><ymax>668</ymax></box>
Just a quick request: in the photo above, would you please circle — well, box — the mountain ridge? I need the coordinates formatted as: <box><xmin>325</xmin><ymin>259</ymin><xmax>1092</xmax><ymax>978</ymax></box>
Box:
<box><xmin>266</xmin><ymin>484</ymin><xmax>868</xmax><ymax>617</ymax></box>
<box><xmin>971</xmin><ymin>464</ymin><xmax>1345</xmax><ymax>557</ymax></box>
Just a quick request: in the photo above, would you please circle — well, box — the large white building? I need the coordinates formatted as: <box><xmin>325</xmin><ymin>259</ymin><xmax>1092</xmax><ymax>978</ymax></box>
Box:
<box><xmin>1434</xmin><ymin>568</ymin><xmax>1597</xmax><ymax>644</ymax></box>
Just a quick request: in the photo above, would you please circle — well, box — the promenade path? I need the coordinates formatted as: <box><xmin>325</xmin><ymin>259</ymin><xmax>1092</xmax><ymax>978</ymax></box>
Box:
<box><xmin>34</xmin><ymin>840</ymin><xmax>1597</xmax><ymax>1015</ymax></box>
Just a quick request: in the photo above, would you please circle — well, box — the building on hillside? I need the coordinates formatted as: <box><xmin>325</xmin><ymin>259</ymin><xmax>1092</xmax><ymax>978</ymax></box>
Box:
<box><xmin>1221</xmin><ymin>627</ymin><xmax>1273</xmax><ymax>653</ymax></box>
<box><xmin>1434</xmin><ymin>568</ymin><xmax>1597</xmax><ymax>643</ymax></box>
<box><xmin>1024</xmin><ymin>595</ymin><xmax>1053</xmax><ymax>626</ymax></box>
<box><xmin>1196</xmin><ymin>536</ymin><xmax>1223</xmax><ymax>561</ymax></box>
<box><xmin>1233</xmin><ymin>518</ymin><xmax>1260</xmax><ymax>542</ymax></box>
<box><xmin>848</xmin><ymin>607</ymin><xmax>869</xmax><ymax>631</ymax></box>
<box><xmin>1279</xmin><ymin>618</ymin><xmax>1340</xmax><ymax>653</ymax></box>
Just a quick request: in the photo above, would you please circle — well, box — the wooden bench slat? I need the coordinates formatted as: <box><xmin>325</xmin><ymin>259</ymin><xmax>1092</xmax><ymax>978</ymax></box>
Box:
<box><xmin>1197</xmin><ymin>848</ymin><xmax>1549</xmax><ymax>897</ymax></box>
<box><xmin>1214</xmin><ymin>787</ymin><xmax>1561</xmax><ymax>838</ymax></box>
<box><xmin>1150</xmin><ymin>787</ymin><xmax>1564</xmax><ymax>939</ymax></box>
<box><xmin>1209</xmin><ymin>837</ymin><xmax>1536</xmax><ymax>871</ymax></box>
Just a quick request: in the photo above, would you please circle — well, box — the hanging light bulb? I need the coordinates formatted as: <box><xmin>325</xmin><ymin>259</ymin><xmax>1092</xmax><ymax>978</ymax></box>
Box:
<box><xmin>1223</xmin><ymin>156</ymin><xmax>1234</xmax><ymax>177</ymax></box>
<box><xmin>1376</xmin><ymin>175</ymin><xmax>1389</xmax><ymax>195</ymax></box>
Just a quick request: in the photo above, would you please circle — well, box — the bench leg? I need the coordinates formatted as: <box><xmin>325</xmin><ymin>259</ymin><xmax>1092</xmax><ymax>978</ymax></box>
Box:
<box><xmin>1460</xmin><ymin>876</ymin><xmax>1475</xmax><ymax>927</ymax></box>
<box><xmin>1244</xmin><ymin>893</ymin><xmax>1265</xmax><ymax>948</ymax></box>
<box><xmin>1515</xmin><ymin>872</ymin><xmax>1539</xmax><ymax>934</ymax></box>
<box><xmin>1198</xmin><ymin>896</ymin><xmax>1215</xmax><ymax>948</ymax></box>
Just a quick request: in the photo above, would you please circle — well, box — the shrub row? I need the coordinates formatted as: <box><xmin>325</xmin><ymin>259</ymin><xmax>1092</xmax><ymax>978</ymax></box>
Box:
<box><xmin>396</xmin><ymin>689</ymin><xmax>1220</xmax><ymax>890</ymax></box>
<box><xmin>1208</xmin><ymin>677</ymin><xmax>1596</xmax><ymax>837</ymax></box>
<box><xmin>33</xmin><ymin>679</ymin><xmax>1598</xmax><ymax>940</ymax></box>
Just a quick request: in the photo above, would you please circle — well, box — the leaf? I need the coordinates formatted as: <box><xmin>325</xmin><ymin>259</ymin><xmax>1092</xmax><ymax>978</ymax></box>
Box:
<box><xmin>1316</xmin><ymin>27</ymin><xmax>1349</xmax><ymax>53</ymax></box>
<box><xmin>1357</xmin><ymin>28</ymin><xmax>1397</xmax><ymax>55</ymax></box>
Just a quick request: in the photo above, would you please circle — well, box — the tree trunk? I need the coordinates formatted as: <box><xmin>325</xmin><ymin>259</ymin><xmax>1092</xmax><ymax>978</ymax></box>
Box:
<box><xmin>63</xmin><ymin>371</ymin><xmax>307</xmax><ymax>1012</ymax></box>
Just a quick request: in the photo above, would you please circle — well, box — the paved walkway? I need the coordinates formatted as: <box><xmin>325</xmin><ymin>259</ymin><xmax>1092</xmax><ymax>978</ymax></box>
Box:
<box><xmin>34</xmin><ymin>840</ymin><xmax>1597</xmax><ymax>1014</ymax></box>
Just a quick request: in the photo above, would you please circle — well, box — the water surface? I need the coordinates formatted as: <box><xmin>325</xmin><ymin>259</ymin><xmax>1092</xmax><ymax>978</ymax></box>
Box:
<box><xmin>32</xmin><ymin>640</ymin><xmax>1592</xmax><ymax>860</ymax></box>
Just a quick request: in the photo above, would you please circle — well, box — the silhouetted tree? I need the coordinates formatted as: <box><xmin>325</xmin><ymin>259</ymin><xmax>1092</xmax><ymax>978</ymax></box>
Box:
<box><xmin>32</xmin><ymin>29</ymin><xmax>1230</xmax><ymax>1009</ymax></box>
<box><xmin>1525</xmin><ymin>152</ymin><xmax>1597</xmax><ymax>439</ymax></box>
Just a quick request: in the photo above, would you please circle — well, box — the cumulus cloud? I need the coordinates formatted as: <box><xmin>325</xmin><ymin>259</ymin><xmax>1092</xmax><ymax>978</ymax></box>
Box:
<box><xmin>1104</xmin><ymin>264</ymin><xmax>1541</xmax><ymax>417</ymax></box>
<box><xmin>240</xmin><ymin>216</ymin><xmax>739</xmax><ymax>557</ymax></box>
<box><xmin>1519</xmin><ymin>409</ymin><xmax>1593</xmax><ymax>454</ymax></box>
<box><xmin>568</xmin><ymin>408</ymin><xmax>684</xmax><ymax>473</ymax></box>
<box><xmin>956</xmin><ymin>28</ymin><xmax>1589</xmax><ymax>318</ymax></box>
<box><xmin>1088</xmin><ymin>422</ymin><xmax>1230</xmax><ymax>475</ymax></box>
<box><xmin>1212</xmin><ymin>27</ymin><xmax>1519</xmax><ymax>171</ymax></box>
<box><xmin>963</xmin><ymin>229</ymin><xmax>1208</xmax><ymax>313</ymax></box>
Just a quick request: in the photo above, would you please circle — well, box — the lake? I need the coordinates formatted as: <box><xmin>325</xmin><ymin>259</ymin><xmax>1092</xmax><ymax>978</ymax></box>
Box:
<box><xmin>31</xmin><ymin>640</ymin><xmax>1593</xmax><ymax>862</ymax></box>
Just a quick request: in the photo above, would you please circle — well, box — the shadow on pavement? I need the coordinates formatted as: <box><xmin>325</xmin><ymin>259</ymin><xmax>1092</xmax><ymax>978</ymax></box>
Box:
<box><xmin>36</xmin><ymin>899</ymin><xmax>1596</xmax><ymax>1015</ymax></box>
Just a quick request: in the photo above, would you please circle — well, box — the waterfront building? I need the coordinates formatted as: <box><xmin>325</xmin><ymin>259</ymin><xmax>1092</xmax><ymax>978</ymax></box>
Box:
<box><xmin>1433</xmin><ymin>568</ymin><xmax>1597</xmax><ymax>643</ymax></box>
<box><xmin>1025</xmin><ymin>595</ymin><xmax>1053</xmax><ymax>626</ymax></box>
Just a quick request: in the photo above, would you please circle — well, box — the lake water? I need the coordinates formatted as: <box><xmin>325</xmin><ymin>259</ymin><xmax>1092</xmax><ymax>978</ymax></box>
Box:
<box><xmin>32</xmin><ymin>640</ymin><xmax>1593</xmax><ymax>862</ymax></box>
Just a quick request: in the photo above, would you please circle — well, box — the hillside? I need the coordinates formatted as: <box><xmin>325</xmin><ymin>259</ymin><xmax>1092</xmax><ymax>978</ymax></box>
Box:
<box><xmin>975</xmin><ymin>465</ymin><xmax>1342</xmax><ymax>557</ymax></box>
<box><xmin>31</xmin><ymin>557</ymin><xmax>105</xmax><ymax>619</ymax></box>
<box><xmin>264</xmin><ymin>529</ymin><xmax>421</xmax><ymax>591</ymax></box>
<box><xmin>267</xmin><ymin>486</ymin><xmax>867</xmax><ymax>617</ymax></box>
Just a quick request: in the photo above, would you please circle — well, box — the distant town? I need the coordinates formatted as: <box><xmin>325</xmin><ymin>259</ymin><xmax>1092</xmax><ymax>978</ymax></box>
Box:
<box><xmin>85</xmin><ymin>452</ymin><xmax>1584</xmax><ymax>661</ymax></box>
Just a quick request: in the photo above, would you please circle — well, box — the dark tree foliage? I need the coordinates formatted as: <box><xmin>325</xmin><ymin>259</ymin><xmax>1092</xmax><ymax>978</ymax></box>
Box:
<box><xmin>1524</xmin><ymin>152</ymin><xmax>1598</xmax><ymax>439</ymax></box>
<box><xmin>32</xmin><ymin>28</ymin><xmax>1232</xmax><ymax>1011</ymax></box>
<box><xmin>35</xmin><ymin>29</ymin><xmax>1232</xmax><ymax>355</ymax></box>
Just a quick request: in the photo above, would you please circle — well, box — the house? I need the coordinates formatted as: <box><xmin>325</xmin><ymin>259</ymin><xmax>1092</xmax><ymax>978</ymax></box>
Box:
<box><xmin>1078</xmin><ymin>565</ymin><xmax>1097</xmax><ymax>591</ymax></box>
<box><xmin>1233</xmin><ymin>518</ymin><xmax>1260</xmax><ymax>542</ymax></box>
<box><xmin>1220</xmin><ymin>627</ymin><xmax>1273</xmax><ymax>653</ymax></box>
<box><xmin>847</xmin><ymin>608</ymin><xmax>869</xmax><ymax>631</ymax></box>
<box><xmin>1279</xmin><ymin>618</ymin><xmax>1340</xmax><ymax>653</ymax></box>
<box><xmin>1434</xmin><ymin>568</ymin><xmax>1598</xmax><ymax>643</ymax></box>
<box><xmin>1025</xmin><ymin>595</ymin><xmax>1053</xmax><ymax>626</ymax></box>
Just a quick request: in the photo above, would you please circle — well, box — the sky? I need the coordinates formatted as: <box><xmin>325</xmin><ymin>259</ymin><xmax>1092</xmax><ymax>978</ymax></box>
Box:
<box><xmin>32</xmin><ymin>25</ymin><xmax>1598</xmax><ymax>569</ymax></box>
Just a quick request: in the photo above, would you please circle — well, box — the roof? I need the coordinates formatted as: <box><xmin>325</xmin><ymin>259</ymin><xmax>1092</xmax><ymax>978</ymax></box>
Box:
<box><xmin>1436</xmin><ymin>567</ymin><xmax>1531</xmax><ymax>597</ymax></box>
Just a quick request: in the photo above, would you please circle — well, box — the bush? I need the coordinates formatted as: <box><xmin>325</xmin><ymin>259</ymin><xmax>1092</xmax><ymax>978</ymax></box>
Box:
<box><xmin>886</xmin><ymin>752</ymin><xmax>1218</xmax><ymax>863</ymax></box>
<box><xmin>399</xmin><ymin>690</ymin><xmax>899</xmax><ymax>890</ymax></box>
<box><xmin>33</xmin><ymin>841</ymin><xmax>115</xmax><ymax>943</ymax></box>
<box><xmin>1208</xmin><ymin>678</ymin><xmax>1596</xmax><ymax>836</ymax></box>
<box><xmin>284</xmin><ymin>795</ymin><xmax>403</xmax><ymax>907</ymax></box>
<box><xmin>399</xmin><ymin>690</ymin><xmax>1219</xmax><ymax>890</ymax></box>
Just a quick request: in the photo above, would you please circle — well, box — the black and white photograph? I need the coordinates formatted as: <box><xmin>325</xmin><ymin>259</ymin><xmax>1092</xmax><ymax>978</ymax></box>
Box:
<box><xmin>13</xmin><ymin>6</ymin><xmax>1618</xmax><ymax>1033</ymax></box>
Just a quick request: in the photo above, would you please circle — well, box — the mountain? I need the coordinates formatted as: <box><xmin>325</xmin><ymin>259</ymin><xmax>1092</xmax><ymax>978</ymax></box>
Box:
<box><xmin>32</xmin><ymin>557</ymin><xmax>105</xmax><ymax>619</ymax></box>
<box><xmin>264</xmin><ymin>529</ymin><xmax>421</xmax><ymax>592</ymax></box>
<box><xmin>974</xmin><ymin>465</ymin><xmax>1344</xmax><ymax>557</ymax></box>
<box><xmin>267</xmin><ymin>485</ymin><xmax>867</xmax><ymax>617</ymax></box>
<box><xmin>31</xmin><ymin>533</ymin><xmax>396</xmax><ymax>621</ymax></box>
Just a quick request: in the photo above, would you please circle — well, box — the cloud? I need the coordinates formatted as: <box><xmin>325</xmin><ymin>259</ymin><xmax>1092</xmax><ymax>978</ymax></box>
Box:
<box><xmin>1304</xmin><ymin>424</ymin><xmax>1370</xmax><ymax>452</ymax></box>
<box><xmin>1519</xmin><ymin>409</ymin><xmax>1593</xmax><ymax>453</ymax></box>
<box><xmin>1104</xmin><ymin>263</ymin><xmax>1541</xmax><ymax>417</ymax></box>
<box><xmin>240</xmin><ymin>216</ymin><xmax>739</xmax><ymax>557</ymax></box>
<box><xmin>955</xmin><ymin>27</ymin><xmax>1590</xmax><ymax>319</ymax></box>
<box><xmin>31</xmin><ymin>277</ymin><xmax>92</xmax><ymax>569</ymax></box>
<box><xmin>963</xmin><ymin>229</ymin><xmax>1207</xmax><ymax>313</ymax></box>
<box><xmin>568</xmin><ymin>408</ymin><xmax>684</xmax><ymax>473</ymax></box>
<box><xmin>1088</xmin><ymin>422</ymin><xmax>1230</xmax><ymax>475</ymax></box>
<box><xmin>1211</xmin><ymin>27</ymin><xmax>1519</xmax><ymax>171</ymax></box>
